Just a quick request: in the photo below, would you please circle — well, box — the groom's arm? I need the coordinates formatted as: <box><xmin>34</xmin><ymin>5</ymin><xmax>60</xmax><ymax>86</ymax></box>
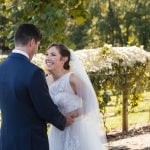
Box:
<box><xmin>28</xmin><ymin>68</ymin><xmax>67</xmax><ymax>130</ymax></box>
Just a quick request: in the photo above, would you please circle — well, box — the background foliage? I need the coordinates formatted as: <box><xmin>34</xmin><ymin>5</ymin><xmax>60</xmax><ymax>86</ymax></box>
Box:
<box><xmin>0</xmin><ymin>0</ymin><xmax>150</xmax><ymax>51</ymax></box>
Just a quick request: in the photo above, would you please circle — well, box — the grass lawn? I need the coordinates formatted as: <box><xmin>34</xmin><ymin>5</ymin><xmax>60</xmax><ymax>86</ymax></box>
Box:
<box><xmin>105</xmin><ymin>92</ymin><xmax>150</xmax><ymax>132</ymax></box>
<box><xmin>105</xmin><ymin>111</ymin><xmax>150</xmax><ymax>132</ymax></box>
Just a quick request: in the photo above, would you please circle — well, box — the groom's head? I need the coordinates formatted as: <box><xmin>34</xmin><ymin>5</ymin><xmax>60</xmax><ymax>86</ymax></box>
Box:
<box><xmin>14</xmin><ymin>24</ymin><xmax>42</xmax><ymax>59</ymax></box>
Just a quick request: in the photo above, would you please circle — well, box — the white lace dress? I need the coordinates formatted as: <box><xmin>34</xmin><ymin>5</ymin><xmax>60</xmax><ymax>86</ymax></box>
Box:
<box><xmin>48</xmin><ymin>72</ymin><xmax>105</xmax><ymax>150</ymax></box>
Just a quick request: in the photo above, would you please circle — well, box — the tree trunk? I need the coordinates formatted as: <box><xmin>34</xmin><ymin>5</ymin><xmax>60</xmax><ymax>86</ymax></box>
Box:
<box><xmin>122</xmin><ymin>89</ymin><xmax>129</xmax><ymax>134</ymax></box>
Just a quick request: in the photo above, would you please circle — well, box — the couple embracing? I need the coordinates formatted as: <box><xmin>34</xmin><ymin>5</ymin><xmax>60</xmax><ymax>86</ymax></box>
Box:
<box><xmin>0</xmin><ymin>24</ymin><xmax>107</xmax><ymax>150</ymax></box>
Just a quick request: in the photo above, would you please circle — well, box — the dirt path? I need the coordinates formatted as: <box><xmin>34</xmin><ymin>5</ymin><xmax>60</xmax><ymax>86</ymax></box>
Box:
<box><xmin>108</xmin><ymin>133</ymin><xmax>150</xmax><ymax>150</ymax></box>
<box><xmin>107</xmin><ymin>125</ymin><xmax>150</xmax><ymax>150</ymax></box>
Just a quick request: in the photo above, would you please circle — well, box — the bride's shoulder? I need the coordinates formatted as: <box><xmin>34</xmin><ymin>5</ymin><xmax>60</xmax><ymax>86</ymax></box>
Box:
<box><xmin>69</xmin><ymin>73</ymin><xmax>83</xmax><ymax>91</ymax></box>
<box><xmin>69</xmin><ymin>73</ymin><xmax>79</xmax><ymax>84</ymax></box>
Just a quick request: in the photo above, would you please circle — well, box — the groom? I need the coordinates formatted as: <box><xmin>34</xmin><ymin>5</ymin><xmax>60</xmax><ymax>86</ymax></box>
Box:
<box><xmin>0</xmin><ymin>24</ymin><xmax>74</xmax><ymax>150</ymax></box>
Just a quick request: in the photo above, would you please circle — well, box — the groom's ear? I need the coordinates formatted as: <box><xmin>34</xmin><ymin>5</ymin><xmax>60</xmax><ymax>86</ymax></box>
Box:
<box><xmin>29</xmin><ymin>39</ymin><xmax>36</xmax><ymax>46</ymax></box>
<box><xmin>27</xmin><ymin>39</ymin><xmax>33</xmax><ymax>47</ymax></box>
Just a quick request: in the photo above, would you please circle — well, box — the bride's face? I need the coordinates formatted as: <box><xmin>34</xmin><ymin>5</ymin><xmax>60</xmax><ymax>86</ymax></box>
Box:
<box><xmin>45</xmin><ymin>46</ymin><xmax>65</xmax><ymax>72</ymax></box>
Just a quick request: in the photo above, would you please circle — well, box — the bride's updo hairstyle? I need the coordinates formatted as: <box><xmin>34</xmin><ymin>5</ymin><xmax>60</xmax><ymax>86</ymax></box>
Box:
<box><xmin>48</xmin><ymin>43</ymin><xmax>71</xmax><ymax>70</ymax></box>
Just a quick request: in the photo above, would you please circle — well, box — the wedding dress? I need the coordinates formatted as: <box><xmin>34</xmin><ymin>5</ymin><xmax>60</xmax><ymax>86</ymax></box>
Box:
<box><xmin>48</xmin><ymin>72</ymin><xmax>106</xmax><ymax>150</ymax></box>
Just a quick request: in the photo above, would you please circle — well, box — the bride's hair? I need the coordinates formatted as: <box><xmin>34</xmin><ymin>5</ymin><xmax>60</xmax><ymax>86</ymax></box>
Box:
<box><xmin>48</xmin><ymin>43</ymin><xmax>70</xmax><ymax>70</ymax></box>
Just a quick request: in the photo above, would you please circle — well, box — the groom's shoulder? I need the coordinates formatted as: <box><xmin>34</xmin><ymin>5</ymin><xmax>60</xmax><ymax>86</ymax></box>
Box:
<box><xmin>29</xmin><ymin>62</ymin><xmax>40</xmax><ymax>69</ymax></box>
<box><xmin>28</xmin><ymin>62</ymin><xmax>44</xmax><ymax>74</ymax></box>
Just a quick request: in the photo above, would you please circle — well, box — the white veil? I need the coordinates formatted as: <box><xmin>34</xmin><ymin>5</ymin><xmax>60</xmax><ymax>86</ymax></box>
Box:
<box><xmin>69</xmin><ymin>50</ymin><xmax>107</xmax><ymax>146</ymax></box>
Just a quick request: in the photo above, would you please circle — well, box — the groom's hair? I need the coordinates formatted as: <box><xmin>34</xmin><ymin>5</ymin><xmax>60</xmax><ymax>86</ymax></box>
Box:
<box><xmin>14</xmin><ymin>23</ymin><xmax>42</xmax><ymax>46</ymax></box>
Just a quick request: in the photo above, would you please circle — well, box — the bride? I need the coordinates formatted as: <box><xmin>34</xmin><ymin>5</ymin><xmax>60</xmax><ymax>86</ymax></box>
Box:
<box><xmin>45</xmin><ymin>43</ymin><xmax>107</xmax><ymax>150</ymax></box>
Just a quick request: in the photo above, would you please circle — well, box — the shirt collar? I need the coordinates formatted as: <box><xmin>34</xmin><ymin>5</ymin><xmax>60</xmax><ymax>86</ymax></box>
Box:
<box><xmin>12</xmin><ymin>49</ymin><xmax>29</xmax><ymax>59</ymax></box>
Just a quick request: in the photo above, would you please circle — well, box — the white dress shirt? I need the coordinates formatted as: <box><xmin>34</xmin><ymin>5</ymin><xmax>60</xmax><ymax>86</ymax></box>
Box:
<box><xmin>12</xmin><ymin>49</ymin><xmax>29</xmax><ymax>59</ymax></box>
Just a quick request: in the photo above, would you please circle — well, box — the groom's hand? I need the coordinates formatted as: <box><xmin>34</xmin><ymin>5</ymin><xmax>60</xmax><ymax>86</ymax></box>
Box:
<box><xmin>65</xmin><ymin>113</ymin><xmax>74</xmax><ymax>126</ymax></box>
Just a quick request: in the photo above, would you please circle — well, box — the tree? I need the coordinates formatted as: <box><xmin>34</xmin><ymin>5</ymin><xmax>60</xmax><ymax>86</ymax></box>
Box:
<box><xmin>76</xmin><ymin>45</ymin><xmax>150</xmax><ymax>134</ymax></box>
<box><xmin>0</xmin><ymin>0</ymin><xmax>90</xmax><ymax>51</ymax></box>
<box><xmin>0</xmin><ymin>0</ymin><xmax>150</xmax><ymax>51</ymax></box>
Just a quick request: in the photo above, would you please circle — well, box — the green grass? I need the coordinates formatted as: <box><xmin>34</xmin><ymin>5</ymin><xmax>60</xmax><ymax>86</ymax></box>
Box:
<box><xmin>131</xmin><ymin>100</ymin><xmax>150</xmax><ymax>112</ymax></box>
<box><xmin>105</xmin><ymin>92</ymin><xmax>150</xmax><ymax>132</ymax></box>
<box><xmin>143</xmin><ymin>91</ymin><xmax>150</xmax><ymax>99</ymax></box>
<box><xmin>128</xmin><ymin>111</ymin><xmax>150</xmax><ymax>125</ymax></box>
<box><xmin>105</xmin><ymin>115</ymin><xmax>122</xmax><ymax>131</ymax></box>
<box><xmin>105</xmin><ymin>111</ymin><xmax>150</xmax><ymax>132</ymax></box>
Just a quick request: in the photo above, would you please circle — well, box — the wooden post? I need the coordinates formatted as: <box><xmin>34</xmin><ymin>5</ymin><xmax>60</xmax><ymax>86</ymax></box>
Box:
<box><xmin>149</xmin><ymin>107</ymin><xmax>150</xmax><ymax>123</ymax></box>
<box><xmin>122</xmin><ymin>89</ymin><xmax>128</xmax><ymax>134</ymax></box>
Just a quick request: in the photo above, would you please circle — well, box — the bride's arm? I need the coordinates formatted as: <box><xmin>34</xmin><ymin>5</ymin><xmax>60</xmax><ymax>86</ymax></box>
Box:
<box><xmin>69</xmin><ymin>73</ymin><xmax>88</xmax><ymax>117</ymax></box>
<box><xmin>70</xmin><ymin>73</ymin><xmax>87</xmax><ymax>98</ymax></box>
<box><xmin>69</xmin><ymin>73</ymin><xmax>98</xmax><ymax>115</ymax></box>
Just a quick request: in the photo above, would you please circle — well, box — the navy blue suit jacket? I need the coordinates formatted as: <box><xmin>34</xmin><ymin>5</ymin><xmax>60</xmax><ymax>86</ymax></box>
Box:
<box><xmin>0</xmin><ymin>53</ymin><xmax>66</xmax><ymax>150</ymax></box>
